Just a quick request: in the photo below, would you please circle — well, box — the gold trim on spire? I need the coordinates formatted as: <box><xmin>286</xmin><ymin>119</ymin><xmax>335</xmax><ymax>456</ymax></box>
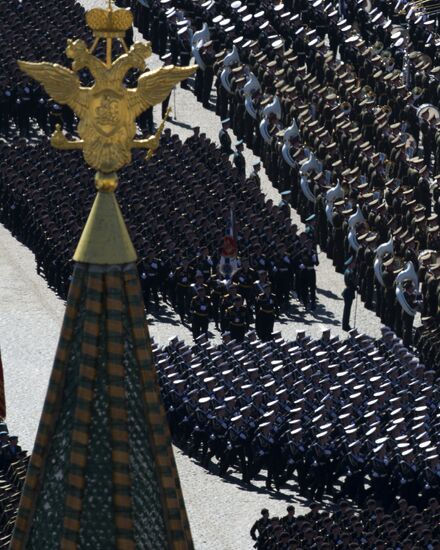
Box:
<box><xmin>73</xmin><ymin>174</ymin><xmax>137</xmax><ymax>264</ymax></box>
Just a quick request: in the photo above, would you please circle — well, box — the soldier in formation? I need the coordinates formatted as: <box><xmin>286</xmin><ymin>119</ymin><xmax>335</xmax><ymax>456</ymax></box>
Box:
<box><xmin>155</xmin><ymin>325</ymin><xmax>440</xmax><ymax>507</ymax></box>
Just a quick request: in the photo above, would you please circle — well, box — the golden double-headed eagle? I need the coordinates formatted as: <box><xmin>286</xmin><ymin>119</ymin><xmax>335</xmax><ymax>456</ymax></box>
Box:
<box><xmin>18</xmin><ymin>4</ymin><xmax>196</xmax><ymax>174</ymax></box>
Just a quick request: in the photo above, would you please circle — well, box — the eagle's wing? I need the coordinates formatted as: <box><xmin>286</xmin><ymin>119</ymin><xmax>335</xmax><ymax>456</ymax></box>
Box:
<box><xmin>18</xmin><ymin>61</ymin><xmax>86</xmax><ymax>117</ymax></box>
<box><xmin>128</xmin><ymin>65</ymin><xmax>197</xmax><ymax>118</ymax></box>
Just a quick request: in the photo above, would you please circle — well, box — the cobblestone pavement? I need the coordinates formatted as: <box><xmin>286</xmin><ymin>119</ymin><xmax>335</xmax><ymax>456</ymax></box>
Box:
<box><xmin>0</xmin><ymin>2</ymin><xmax>387</xmax><ymax>547</ymax></box>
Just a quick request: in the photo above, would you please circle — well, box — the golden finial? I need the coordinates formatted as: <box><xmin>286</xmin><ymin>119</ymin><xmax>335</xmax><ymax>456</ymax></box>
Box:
<box><xmin>17</xmin><ymin>7</ymin><xmax>197</xmax><ymax>264</ymax></box>
<box><xmin>86</xmin><ymin>5</ymin><xmax>133</xmax><ymax>38</ymax></box>
<box><xmin>18</xmin><ymin>21</ymin><xmax>196</xmax><ymax>174</ymax></box>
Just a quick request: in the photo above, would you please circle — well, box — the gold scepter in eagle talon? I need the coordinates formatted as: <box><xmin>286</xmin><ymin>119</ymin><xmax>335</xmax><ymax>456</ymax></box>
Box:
<box><xmin>145</xmin><ymin>107</ymin><xmax>172</xmax><ymax>161</ymax></box>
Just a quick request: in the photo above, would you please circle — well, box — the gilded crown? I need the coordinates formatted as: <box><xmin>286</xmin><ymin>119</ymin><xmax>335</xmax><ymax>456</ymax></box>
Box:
<box><xmin>86</xmin><ymin>7</ymin><xmax>133</xmax><ymax>36</ymax></box>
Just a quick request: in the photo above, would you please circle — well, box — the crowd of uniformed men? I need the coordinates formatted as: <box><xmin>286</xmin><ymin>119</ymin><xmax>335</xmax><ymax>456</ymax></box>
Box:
<box><xmin>0</xmin><ymin>0</ymin><xmax>138</xmax><ymax>141</ymax></box>
<box><xmin>0</xmin><ymin>0</ymin><xmax>93</xmax><ymax>140</ymax></box>
<box><xmin>119</xmin><ymin>0</ymin><xmax>440</xmax><ymax>363</ymax></box>
<box><xmin>1</xmin><ymin>0</ymin><xmax>440</xmax><ymax>365</ymax></box>
<box><xmin>250</xmin><ymin>500</ymin><xmax>440</xmax><ymax>549</ymax></box>
<box><xmin>155</xmin><ymin>326</ymin><xmax>440</xmax><ymax>509</ymax></box>
<box><xmin>0</xmin><ymin>131</ymin><xmax>321</xmax><ymax>345</ymax></box>
<box><xmin>0</xmin><ymin>420</ymin><xmax>27</xmax><ymax>548</ymax></box>
<box><xmin>2</xmin><ymin>0</ymin><xmax>440</xmax><ymax>544</ymax></box>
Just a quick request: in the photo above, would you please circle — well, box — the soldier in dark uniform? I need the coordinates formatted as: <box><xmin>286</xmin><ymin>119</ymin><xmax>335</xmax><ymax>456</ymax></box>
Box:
<box><xmin>208</xmin><ymin>273</ymin><xmax>226</xmax><ymax>330</ymax></box>
<box><xmin>273</xmin><ymin>242</ymin><xmax>293</xmax><ymax>310</ymax></box>
<box><xmin>157</xmin><ymin>10</ymin><xmax>168</xmax><ymax>57</ymax></box>
<box><xmin>332</xmin><ymin>200</ymin><xmax>345</xmax><ymax>273</ymax></box>
<box><xmin>342</xmin><ymin>440</ymin><xmax>367</xmax><ymax>506</ymax></box>
<box><xmin>192</xmin><ymin>246</ymin><xmax>213</xmax><ymax>282</ymax></box>
<box><xmin>280</xmin><ymin>428</ymin><xmax>308</xmax><ymax>496</ymax></box>
<box><xmin>420</xmin><ymin>112</ymin><xmax>436</xmax><ymax>168</ymax></box>
<box><xmin>255</xmin><ymin>283</ymin><xmax>277</xmax><ymax>342</ymax></box>
<box><xmin>250</xmin><ymin>422</ymin><xmax>281</xmax><ymax>490</ymax></box>
<box><xmin>250</xmin><ymin>509</ymin><xmax>270</xmax><ymax>545</ymax></box>
<box><xmin>220</xmin><ymin>283</ymin><xmax>240</xmax><ymax>333</ymax></box>
<box><xmin>190</xmin><ymin>285</ymin><xmax>212</xmax><ymax>339</ymax></box>
<box><xmin>249</xmin><ymin>160</ymin><xmax>261</xmax><ymax>186</ymax></box>
<box><xmin>189</xmin><ymin>397</ymin><xmax>212</xmax><ymax>461</ymax></box>
<box><xmin>298</xmin><ymin>243</ymin><xmax>319</xmax><ymax>310</ymax></box>
<box><xmin>381</xmin><ymin>255</ymin><xmax>396</xmax><ymax>328</ymax></box>
<box><xmin>363</xmin><ymin>233</ymin><xmax>377</xmax><ymax>310</ymax></box>
<box><xmin>393</xmin><ymin>448</ymin><xmax>421</xmax><ymax>506</ymax></box>
<box><xmin>315</xmin><ymin>184</ymin><xmax>328</xmax><ymax>252</ymax></box>
<box><xmin>342</xmin><ymin>256</ymin><xmax>357</xmax><ymax>331</ymax></box>
<box><xmin>165</xmin><ymin>377</ymin><xmax>188</xmax><ymax>440</ymax></box>
<box><xmin>401</xmin><ymin>280</ymin><xmax>421</xmax><ymax>348</ymax></box>
<box><xmin>142</xmin><ymin>249</ymin><xmax>162</xmax><ymax>309</ymax></box>
<box><xmin>421</xmin><ymin>455</ymin><xmax>440</xmax><ymax>506</ymax></box>
<box><xmin>219</xmin><ymin>118</ymin><xmax>233</xmax><ymax>155</ymax></box>
<box><xmin>174</xmin><ymin>258</ymin><xmax>192</xmax><ymax>324</ymax></box>
<box><xmin>232</xmin><ymin>257</ymin><xmax>255</xmax><ymax>305</ymax></box>
<box><xmin>200</xmin><ymin>41</ymin><xmax>215</xmax><ymax>108</ymax></box>
<box><xmin>205</xmin><ymin>404</ymin><xmax>229</xmax><ymax>466</ymax></box>
<box><xmin>369</xmin><ymin>443</ymin><xmax>394</xmax><ymax>509</ymax></box>
<box><xmin>178</xmin><ymin>27</ymin><xmax>192</xmax><ymax>88</ymax></box>
<box><xmin>233</xmin><ymin>140</ymin><xmax>246</xmax><ymax>178</ymax></box>
<box><xmin>308</xmin><ymin>431</ymin><xmax>335</xmax><ymax>501</ymax></box>
<box><xmin>219</xmin><ymin>414</ymin><xmax>249</xmax><ymax>482</ymax></box>
<box><xmin>225</xmin><ymin>294</ymin><xmax>250</xmax><ymax>342</ymax></box>
<box><xmin>0</xmin><ymin>84</ymin><xmax>13</xmax><ymax>138</ymax></box>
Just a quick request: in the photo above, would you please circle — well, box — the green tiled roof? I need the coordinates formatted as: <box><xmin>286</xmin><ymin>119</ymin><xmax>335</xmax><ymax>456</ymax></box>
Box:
<box><xmin>11</xmin><ymin>210</ymin><xmax>193</xmax><ymax>549</ymax></box>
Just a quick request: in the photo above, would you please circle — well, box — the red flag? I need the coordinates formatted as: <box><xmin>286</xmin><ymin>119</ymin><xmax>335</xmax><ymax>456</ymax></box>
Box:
<box><xmin>219</xmin><ymin>208</ymin><xmax>239</xmax><ymax>279</ymax></box>
<box><xmin>0</xmin><ymin>350</ymin><xmax>6</xmax><ymax>419</ymax></box>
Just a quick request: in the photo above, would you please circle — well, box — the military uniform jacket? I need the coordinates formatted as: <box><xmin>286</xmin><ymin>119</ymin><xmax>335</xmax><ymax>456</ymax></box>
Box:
<box><xmin>219</xmin><ymin>128</ymin><xmax>232</xmax><ymax>154</ymax></box>
<box><xmin>253</xmin><ymin>432</ymin><xmax>274</xmax><ymax>457</ymax></box>
<box><xmin>190</xmin><ymin>296</ymin><xmax>212</xmax><ymax>318</ymax></box>
<box><xmin>286</xmin><ymin>440</ymin><xmax>306</xmax><ymax>464</ymax></box>
<box><xmin>228</xmin><ymin>425</ymin><xmax>248</xmax><ymax>448</ymax></box>
<box><xmin>343</xmin><ymin>267</ymin><xmax>357</xmax><ymax>299</ymax></box>
<box><xmin>332</xmin><ymin>211</ymin><xmax>343</xmax><ymax>233</ymax></box>
<box><xmin>301</xmin><ymin>249</ymin><xmax>319</xmax><ymax>269</ymax></box>
<box><xmin>346</xmin><ymin>452</ymin><xmax>366</xmax><ymax>475</ymax></box>
<box><xmin>423</xmin><ymin>466</ymin><xmax>440</xmax><ymax>490</ymax></box>
<box><xmin>226</xmin><ymin>305</ymin><xmax>249</xmax><ymax>327</ymax></box>
<box><xmin>382</xmin><ymin>270</ymin><xmax>396</xmax><ymax>298</ymax></box>
<box><xmin>194</xmin><ymin>408</ymin><xmax>211</xmax><ymax>432</ymax></box>
<box><xmin>370</xmin><ymin>456</ymin><xmax>392</xmax><ymax>479</ymax></box>
<box><xmin>192</xmin><ymin>255</ymin><xmax>213</xmax><ymax>280</ymax></box>
<box><xmin>274</xmin><ymin>253</ymin><xmax>292</xmax><ymax>275</ymax></box>
<box><xmin>220</xmin><ymin>293</ymin><xmax>237</xmax><ymax>316</ymax></box>
<box><xmin>256</xmin><ymin>293</ymin><xmax>277</xmax><ymax>316</ymax></box>
<box><xmin>311</xmin><ymin>442</ymin><xmax>333</xmax><ymax>466</ymax></box>
<box><xmin>233</xmin><ymin>150</ymin><xmax>246</xmax><ymax>175</ymax></box>
<box><xmin>232</xmin><ymin>268</ymin><xmax>256</xmax><ymax>291</ymax></box>
<box><xmin>175</xmin><ymin>266</ymin><xmax>192</xmax><ymax>288</ymax></box>
<box><xmin>144</xmin><ymin>258</ymin><xmax>161</xmax><ymax>281</ymax></box>
<box><xmin>396</xmin><ymin>460</ymin><xmax>418</xmax><ymax>484</ymax></box>
<box><xmin>211</xmin><ymin>417</ymin><xmax>228</xmax><ymax>439</ymax></box>
<box><xmin>209</xmin><ymin>278</ymin><xmax>226</xmax><ymax>302</ymax></box>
